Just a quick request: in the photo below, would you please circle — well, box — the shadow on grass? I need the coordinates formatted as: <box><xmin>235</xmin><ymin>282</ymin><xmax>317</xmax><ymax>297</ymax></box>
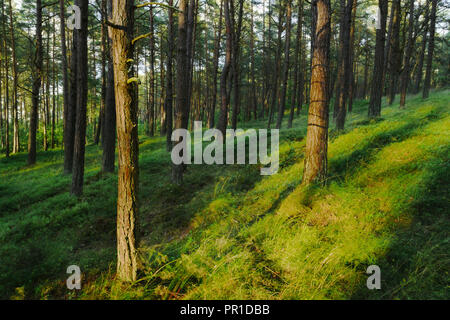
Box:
<box><xmin>350</xmin><ymin>146</ymin><xmax>449</xmax><ymax>299</ymax></box>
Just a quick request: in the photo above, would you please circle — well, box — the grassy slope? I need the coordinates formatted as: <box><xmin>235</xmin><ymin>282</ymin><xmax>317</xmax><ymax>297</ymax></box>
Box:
<box><xmin>0</xmin><ymin>91</ymin><xmax>448</xmax><ymax>299</ymax></box>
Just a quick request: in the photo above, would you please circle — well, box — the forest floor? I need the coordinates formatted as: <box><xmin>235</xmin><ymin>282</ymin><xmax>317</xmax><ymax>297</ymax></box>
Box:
<box><xmin>0</xmin><ymin>90</ymin><xmax>449</xmax><ymax>300</ymax></box>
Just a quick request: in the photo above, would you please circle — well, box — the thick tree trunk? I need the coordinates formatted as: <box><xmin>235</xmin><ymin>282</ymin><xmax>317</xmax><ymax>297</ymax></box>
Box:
<box><xmin>422</xmin><ymin>0</ymin><xmax>437</xmax><ymax>99</ymax></box>
<box><xmin>110</xmin><ymin>0</ymin><xmax>139</xmax><ymax>282</ymax></box>
<box><xmin>302</xmin><ymin>0</ymin><xmax>330</xmax><ymax>185</ymax></box>
<box><xmin>368</xmin><ymin>0</ymin><xmax>388</xmax><ymax>118</ymax></box>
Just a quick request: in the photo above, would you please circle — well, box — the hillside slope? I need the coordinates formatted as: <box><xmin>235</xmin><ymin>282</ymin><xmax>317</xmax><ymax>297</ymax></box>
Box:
<box><xmin>0</xmin><ymin>91</ymin><xmax>448</xmax><ymax>299</ymax></box>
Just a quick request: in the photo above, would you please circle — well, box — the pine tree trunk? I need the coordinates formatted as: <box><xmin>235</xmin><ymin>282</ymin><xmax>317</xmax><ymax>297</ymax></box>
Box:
<box><xmin>165</xmin><ymin>0</ymin><xmax>175</xmax><ymax>151</ymax></box>
<box><xmin>368</xmin><ymin>0</ymin><xmax>388</xmax><ymax>118</ymax></box>
<box><xmin>276</xmin><ymin>0</ymin><xmax>292</xmax><ymax>129</ymax></box>
<box><xmin>28</xmin><ymin>0</ymin><xmax>42</xmax><ymax>165</ymax></box>
<box><xmin>172</xmin><ymin>0</ymin><xmax>191</xmax><ymax>183</ymax></box>
<box><xmin>302</xmin><ymin>0</ymin><xmax>330</xmax><ymax>185</ymax></box>
<box><xmin>217</xmin><ymin>0</ymin><xmax>232</xmax><ymax>136</ymax></box>
<box><xmin>71</xmin><ymin>0</ymin><xmax>89</xmax><ymax>197</ymax></box>
<box><xmin>422</xmin><ymin>0</ymin><xmax>437</xmax><ymax>99</ymax></box>
<box><xmin>413</xmin><ymin>0</ymin><xmax>429</xmax><ymax>94</ymax></box>
<box><xmin>387</xmin><ymin>0</ymin><xmax>401</xmax><ymax>105</ymax></box>
<box><xmin>110</xmin><ymin>0</ymin><xmax>139</xmax><ymax>282</ymax></box>
<box><xmin>288</xmin><ymin>0</ymin><xmax>304</xmax><ymax>128</ymax></box>
<box><xmin>399</xmin><ymin>0</ymin><xmax>415</xmax><ymax>108</ymax></box>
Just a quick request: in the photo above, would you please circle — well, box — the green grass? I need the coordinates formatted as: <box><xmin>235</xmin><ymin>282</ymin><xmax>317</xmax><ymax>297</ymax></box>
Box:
<box><xmin>0</xmin><ymin>90</ymin><xmax>449</xmax><ymax>299</ymax></box>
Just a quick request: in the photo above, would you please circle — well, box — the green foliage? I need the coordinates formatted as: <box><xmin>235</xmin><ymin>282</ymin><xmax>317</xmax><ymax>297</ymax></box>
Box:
<box><xmin>0</xmin><ymin>91</ymin><xmax>449</xmax><ymax>299</ymax></box>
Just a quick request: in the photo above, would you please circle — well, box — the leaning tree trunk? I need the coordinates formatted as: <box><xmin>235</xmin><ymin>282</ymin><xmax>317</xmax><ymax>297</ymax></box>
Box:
<box><xmin>302</xmin><ymin>0</ymin><xmax>331</xmax><ymax>185</ymax></box>
<box><xmin>368</xmin><ymin>0</ymin><xmax>388</xmax><ymax>118</ymax></box>
<box><xmin>28</xmin><ymin>0</ymin><xmax>43</xmax><ymax>165</ymax></box>
<box><xmin>422</xmin><ymin>0</ymin><xmax>437</xmax><ymax>99</ymax></box>
<box><xmin>110</xmin><ymin>0</ymin><xmax>139</xmax><ymax>282</ymax></box>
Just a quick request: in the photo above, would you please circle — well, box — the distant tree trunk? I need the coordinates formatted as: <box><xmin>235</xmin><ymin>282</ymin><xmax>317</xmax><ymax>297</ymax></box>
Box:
<box><xmin>267</xmin><ymin>2</ymin><xmax>284</xmax><ymax>128</ymax></box>
<box><xmin>250</xmin><ymin>0</ymin><xmax>258</xmax><ymax>121</ymax></box>
<box><xmin>217</xmin><ymin>0</ymin><xmax>232</xmax><ymax>136</ymax></box>
<box><xmin>288</xmin><ymin>0</ymin><xmax>304</xmax><ymax>128</ymax></box>
<box><xmin>110</xmin><ymin>0</ymin><xmax>139</xmax><ymax>282</ymax></box>
<box><xmin>387</xmin><ymin>0</ymin><xmax>401</xmax><ymax>105</ymax></box>
<box><xmin>334</xmin><ymin>0</ymin><xmax>352</xmax><ymax>130</ymax></box>
<box><xmin>165</xmin><ymin>0</ymin><xmax>175</xmax><ymax>150</ymax></box>
<box><xmin>51</xmin><ymin>16</ymin><xmax>56</xmax><ymax>149</ymax></box>
<box><xmin>276</xmin><ymin>0</ymin><xmax>292</xmax><ymax>129</ymax></box>
<box><xmin>399</xmin><ymin>0</ymin><xmax>415</xmax><ymax>108</ymax></box>
<box><xmin>60</xmin><ymin>0</ymin><xmax>70</xmax><ymax>161</ymax></box>
<box><xmin>172</xmin><ymin>0</ymin><xmax>190</xmax><ymax>183</ymax></box>
<box><xmin>413</xmin><ymin>0</ymin><xmax>429</xmax><ymax>94</ymax></box>
<box><xmin>71</xmin><ymin>0</ymin><xmax>88</xmax><ymax>197</ymax></box>
<box><xmin>2</xmin><ymin>0</ymin><xmax>10</xmax><ymax>158</ymax></box>
<box><xmin>8</xmin><ymin>0</ymin><xmax>19</xmax><ymax>153</ymax></box>
<box><xmin>102</xmin><ymin>0</ymin><xmax>116</xmax><ymax>173</ymax></box>
<box><xmin>148</xmin><ymin>5</ymin><xmax>155</xmax><ymax>136</ymax></box>
<box><xmin>28</xmin><ymin>0</ymin><xmax>43</xmax><ymax>165</ymax></box>
<box><xmin>383</xmin><ymin>0</ymin><xmax>395</xmax><ymax>95</ymax></box>
<box><xmin>368</xmin><ymin>0</ymin><xmax>388</xmax><ymax>118</ymax></box>
<box><xmin>422</xmin><ymin>0</ymin><xmax>437</xmax><ymax>99</ymax></box>
<box><xmin>347</xmin><ymin>0</ymin><xmax>357</xmax><ymax>113</ymax></box>
<box><xmin>302</xmin><ymin>0</ymin><xmax>330</xmax><ymax>185</ymax></box>
<box><xmin>208</xmin><ymin>0</ymin><xmax>222</xmax><ymax>128</ymax></box>
<box><xmin>231</xmin><ymin>0</ymin><xmax>244</xmax><ymax>130</ymax></box>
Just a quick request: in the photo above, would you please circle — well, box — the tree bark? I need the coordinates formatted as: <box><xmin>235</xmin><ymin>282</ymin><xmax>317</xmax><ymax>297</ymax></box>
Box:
<box><xmin>302</xmin><ymin>0</ymin><xmax>330</xmax><ymax>185</ymax></box>
<box><xmin>71</xmin><ymin>0</ymin><xmax>89</xmax><ymax>196</ymax></box>
<box><xmin>110</xmin><ymin>0</ymin><xmax>139</xmax><ymax>282</ymax></box>
<box><xmin>276</xmin><ymin>0</ymin><xmax>292</xmax><ymax>129</ymax></box>
<box><xmin>422</xmin><ymin>0</ymin><xmax>437</xmax><ymax>99</ymax></box>
<box><xmin>28</xmin><ymin>0</ymin><xmax>43</xmax><ymax>165</ymax></box>
<box><xmin>172</xmin><ymin>0</ymin><xmax>191</xmax><ymax>183</ymax></box>
<box><xmin>413</xmin><ymin>0</ymin><xmax>429</xmax><ymax>94</ymax></box>
<box><xmin>288</xmin><ymin>0</ymin><xmax>304</xmax><ymax>128</ymax></box>
<box><xmin>399</xmin><ymin>0</ymin><xmax>415</xmax><ymax>108</ymax></box>
<box><xmin>368</xmin><ymin>0</ymin><xmax>388</xmax><ymax>118</ymax></box>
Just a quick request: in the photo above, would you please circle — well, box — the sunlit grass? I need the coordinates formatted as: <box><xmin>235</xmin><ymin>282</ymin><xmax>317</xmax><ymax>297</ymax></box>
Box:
<box><xmin>0</xmin><ymin>90</ymin><xmax>448</xmax><ymax>299</ymax></box>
